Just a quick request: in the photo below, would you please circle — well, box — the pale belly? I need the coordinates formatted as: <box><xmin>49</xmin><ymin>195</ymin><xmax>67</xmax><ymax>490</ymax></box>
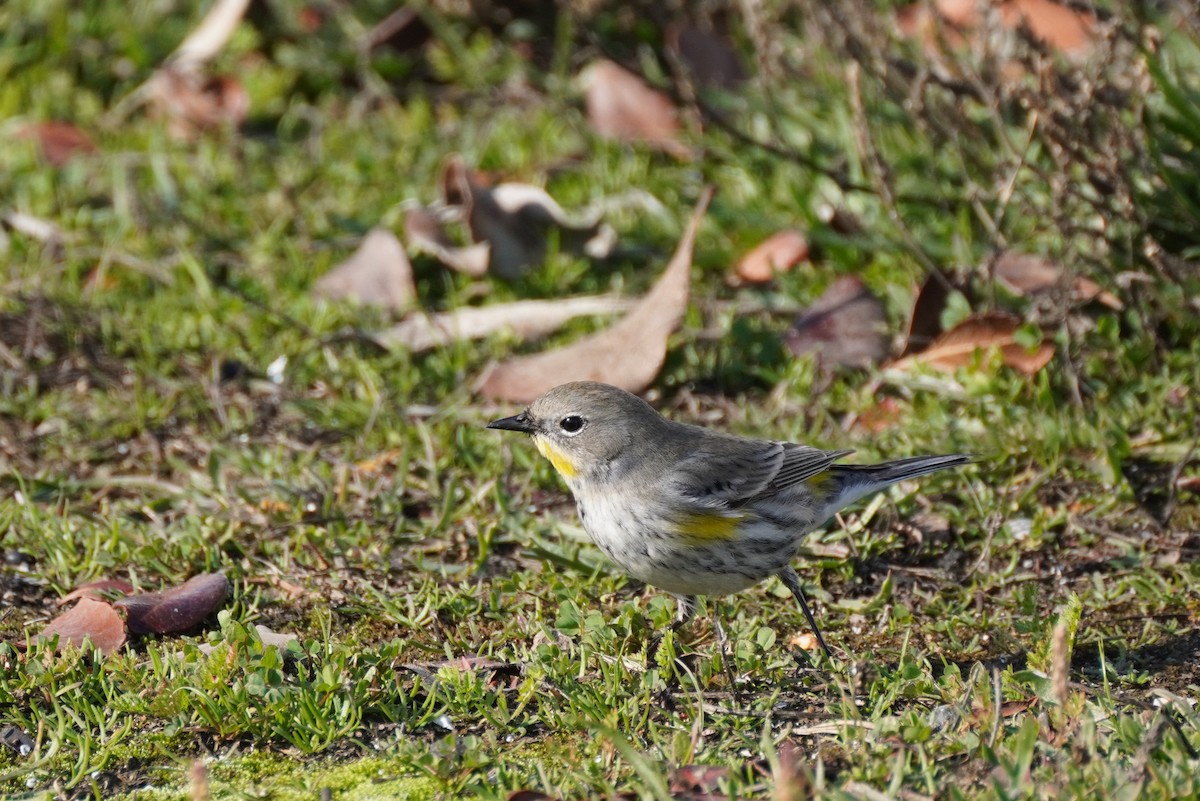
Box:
<box><xmin>572</xmin><ymin>491</ymin><xmax>801</xmax><ymax>597</ymax></box>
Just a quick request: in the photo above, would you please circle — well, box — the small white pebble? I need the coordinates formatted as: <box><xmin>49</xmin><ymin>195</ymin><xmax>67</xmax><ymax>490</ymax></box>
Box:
<box><xmin>267</xmin><ymin>355</ymin><xmax>287</xmax><ymax>384</ymax></box>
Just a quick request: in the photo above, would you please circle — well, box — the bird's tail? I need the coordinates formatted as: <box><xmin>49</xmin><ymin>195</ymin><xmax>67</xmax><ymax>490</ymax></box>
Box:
<box><xmin>822</xmin><ymin>454</ymin><xmax>972</xmax><ymax>516</ymax></box>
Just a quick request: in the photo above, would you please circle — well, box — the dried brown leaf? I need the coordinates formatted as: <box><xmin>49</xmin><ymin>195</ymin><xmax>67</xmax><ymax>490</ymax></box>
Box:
<box><xmin>313</xmin><ymin>228</ymin><xmax>416</xmax><ymax>311</ymax></box>
<box><xmin>58</xmin><ymin>579</ymin><xmax>135</xmax><ymax>606</ymax></box>
<box><xmin>729</xmin><ymin>230</ymin><xmax>809</xmax><ymax>286</ymax></box>
<box><xmin>898</xmin><ymin>0</ymin><xmax>1095</xmax><ymax>56</ymax></box>
<box><xmin>476</xmin><ymin>188</ymin><xmax>713</xmax><ymax>402</ymax></box>
<box><xmin>579</xmin><ymin>60</ymin><xmax>689</xmax><ymax>157</ymax></box>
<box><xmin>147</xmin><ymin>68</ymin><xmax>249</xmax><ymax>137</ymax></box>
<box><xmin>38</xmin><ymin>598</ymin><xmax>126</xmax><ymax>656</ymax></box>
<box><xmin>994</xmin><ymin>251</ymin><xmax>1122</xmax><ymax>309</ymax></box>
<box><xmin>670</xmin><ymin>764</ymin><xmax>730</xmax><ymax>798</ymax></box>
<box><xmin>667</xmin><ymin>24</ymin><xmax>747</xmax><ymax>90</ymax></box>
<box><xmin>376</xmin><ymin>295</ymin><xmax>634</xmax><ymax>352</ymax></box>
<box><xmin>784</xmin><ymin>276</ymin><xmax>888</xmax><ymax>368</ymax></box>
<box><xmin>900</xmin><ymin>273</ymin><xmax>953</xmax><ymax>358</ymax></box>
<box><xmin>890</xmin><ymin>311</ymin><xmax>1054</xmax><ymax>375</ymax></box>
<box><xmin>18</xmin><ymin>122</ymin><xmax>97</xmax><ymax>166</ymax></box>
<box><xmin>115</xmin><ymin>572</ymin><xmax>230</xmax><ymax>635</ymax></box>
<box><xmin>441</xmin><ymin>157</ymin><xmax>616</xmax><ymax>279</ymax></box>
<box><xmin>404</xmin><ymin>206</ymin><xmax>490</xmax><ymax>277</ymax></box>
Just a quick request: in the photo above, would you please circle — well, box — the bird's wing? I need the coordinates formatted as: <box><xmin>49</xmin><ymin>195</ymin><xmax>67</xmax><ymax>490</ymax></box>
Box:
<box><xmin>769</xmin><ymin>444</ymin><xmax>855</xmax><ymax>494</ymax></box>
<box><xmin>671</xmin><ymin>438</ymin><xmax>853</xmax><ymax>509</ymax></box>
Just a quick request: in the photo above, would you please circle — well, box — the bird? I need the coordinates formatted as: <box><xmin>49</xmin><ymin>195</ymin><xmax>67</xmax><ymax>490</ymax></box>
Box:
<box><xmin>487</xmin><ymin>381</ymin><xmax>971</xmax><ymax>660</ymax></box>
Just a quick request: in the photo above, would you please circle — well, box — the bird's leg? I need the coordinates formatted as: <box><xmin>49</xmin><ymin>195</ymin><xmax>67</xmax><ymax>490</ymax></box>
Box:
<box><xmin>779</xmin><ymin>566</ymin><xmax>833</xmax><ymax>661</ymax></box>
<box><xmin>711</xmin><ymin>609</ymin><xmax>744</xmax><ymax>706</ymax></box>
<box><xmin>646</xmin><ymin>595</ymin><xmax>697</xmax><ymax>666</ymax></box>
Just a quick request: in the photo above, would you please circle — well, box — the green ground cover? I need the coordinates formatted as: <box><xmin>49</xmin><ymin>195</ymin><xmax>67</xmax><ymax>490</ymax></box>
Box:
<box><xmin>2</xmin><ymin>1</ymin><xmax>1199</xmax><ymax>799</ymax></box>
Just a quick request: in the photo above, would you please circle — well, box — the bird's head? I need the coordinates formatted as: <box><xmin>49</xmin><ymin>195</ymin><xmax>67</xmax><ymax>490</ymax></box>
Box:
<box><xmin>486</xmin><ymin>381</ymin><xmax>663</xmax><ymax>481</ymax></box>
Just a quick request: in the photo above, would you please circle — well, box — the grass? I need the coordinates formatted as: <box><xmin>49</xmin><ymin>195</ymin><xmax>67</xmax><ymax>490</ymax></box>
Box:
<box><xmin>2</xmin><ymin>0</ymin><xmax>1200</xmax><ymax>799</ymax></box>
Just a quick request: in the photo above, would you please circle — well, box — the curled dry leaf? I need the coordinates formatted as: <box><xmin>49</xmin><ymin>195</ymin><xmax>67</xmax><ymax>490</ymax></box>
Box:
<box><xmin>313</xmin><ymin>227</ymin><xmax>416</xmax><ymax>311</ymax></box>
<box><xmin>476</xmin><ymin>187</ymin><xmax>714</xmax><ymax>402</ymax></box>
<box><xmin>898</xmin><ymin>0</ymin><xmax>1095</xmax><ymax>57</ymax></box>
<box><xmin>579</xmin><ymin>59</ymin><xmax>689</xmax><ymax>158</ymax></box>
<box><xmin>115</xmin><ymin>572</ymin><xmax>230</xmax><ymax>635</ymax></box>
<box><xmin>670</xmin><ymin>764</ymin><xmax>730</xmax><ymax>797</ymax></box>
<box><xmin>38</xmin><ymin>598</ymin><xmax>126</xmax><ymax>656</ymax></box>
<box><xmin>993</xmin><ymin>251</ymin><xmax>1122</xmax><ymax>310</ymax></box>
<box><xmin>18</xmin><ymin>121</ymin><xmax>97</xmax><ymax>166</ymax></box>
<box><xmin>168</xmin><ymin>0</ymin><xmax>252</xmax><ymax>71</ymax></box>
<box><xmin>890</xmin><ymin>311</ymin><xmax>1054</xmax><ymax>375</ymax></box>
<box><xmin>106</xmin><ymin>0</ymin><xmax>250</xmax><ymax>131</ymax></box>
<box><xmin>254</xmin><ymin>624</ymin><xmax>300</xmax><ymax>651</ymax></box>
<box><xmin>375</xmin><ymin>295</ymin><xmax>634</xmax><ymax>353</ymax></box>
<box><xmin>58</xmin><ymin>579</ymin><xmax>135</xmax><ymax>606</ymax></box>
<box><xmin>784</xmin><ymin>276</ymin><xmax>889</xmax><ymax>369</ymax></box>
<box><xmin>441</xmin><ymin>157</ymin><xmax>616</xmax><ymax>279</ymax></box>
<box><xmin>899</xmin><ymin>272</ymin><xmax>955</xmax><ymax>358</ymax></box>
<box><xmin>147</xmin><ymin>68</ymin><xmax>250</xmax><ymax>138</ymax></box>
<box><xmin>404</xmin><ymin>206</ymin><xmax>490</xmax><ymax>277</ymax></box>
<box><xmin>666</xmin><ymin>24</ymin><xmax>747</xmax><ymax>90</ymax></box>
<box><xmin>729</xmin><ymin>230</ymin><xmax>810</xmax><ymax>286</ymax></box>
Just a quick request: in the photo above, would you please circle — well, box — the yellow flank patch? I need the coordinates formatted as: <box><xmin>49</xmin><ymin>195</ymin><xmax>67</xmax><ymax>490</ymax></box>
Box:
<box><xmin>534</xmin><ymin>436</ymin><xmax>578</xmax><ymax>479</ymax></box>
<box><xmin>673</xmin><ymin>511</ymin><xmax>744</xmax><ymax>542</ymax></box>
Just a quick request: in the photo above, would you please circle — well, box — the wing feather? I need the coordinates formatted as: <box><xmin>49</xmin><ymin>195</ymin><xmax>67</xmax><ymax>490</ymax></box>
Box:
<box><xmin>670</xmin><ymin>436</ymin><xmax>853</xmax><ymax>509</ymax></box>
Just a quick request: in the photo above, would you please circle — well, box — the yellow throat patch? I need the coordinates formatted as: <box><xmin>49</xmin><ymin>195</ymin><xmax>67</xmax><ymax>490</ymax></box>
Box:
<box><xmin>534</xmin><ymin>436</ymin><xmax>578</xmax><ymax>479</ymax></box>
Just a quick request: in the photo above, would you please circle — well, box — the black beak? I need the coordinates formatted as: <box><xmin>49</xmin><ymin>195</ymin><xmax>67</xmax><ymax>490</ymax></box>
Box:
<box><xmin>486</xmin><ymin>410</ymin><xmax>536</xmax><ymax>433</ymax></box>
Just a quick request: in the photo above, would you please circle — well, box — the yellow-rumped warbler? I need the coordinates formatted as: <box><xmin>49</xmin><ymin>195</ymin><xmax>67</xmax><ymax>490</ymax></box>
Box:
<box><xmin>488</xmin><ymin>381</ymin><xmax>970</xmax><ymax>658</ymax></box>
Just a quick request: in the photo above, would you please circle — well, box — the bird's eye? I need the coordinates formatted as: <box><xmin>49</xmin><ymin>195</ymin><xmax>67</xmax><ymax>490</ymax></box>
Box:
<box><xmin>559</xmin><ymin>415</ymin><xmax>585</xmax><ymax>434</ymax></box>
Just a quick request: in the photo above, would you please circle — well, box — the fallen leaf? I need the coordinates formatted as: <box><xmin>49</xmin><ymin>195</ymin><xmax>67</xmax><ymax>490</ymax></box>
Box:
<box><xmin>115</xmin><ymin>572</ymin><xmax>230</xmax><ymax>635</ymax></box>
<box><xmin>999</xmin><ymin>0</ymin><xmax>1096</xmax><ymax>55</ymax></box>
<box><xmin>404</xmin><ymin>206</ymin><xmax>490</xmax><ymax>277</ymax></box>
<box><xmin>38</xmin><ymin>598</ymin><xmax>126</xmax><ymax>656</ymax></box>
<box><xmin>999</xmin><ymin>696</ymin><xmax>1038</xmax><ymax>717</ymax></box>
<box><xmin>899</xmin><ymin>272</ymin><xmax>954</xmax><ymax>358</ymax></box>
<box><xmin>729</xmin><ymin>230</ymin><xmax>809</xmax><ymax>286</ymax></box>
<box><xmin>890</xmin><ymin>311</ymin><xmax>1054</xmax><ymax>375</ymax></box>
<box><xmin>169</xmin><ymin>0</ymin><xmax>252</xmax><ymax>71</ymax></box>
<box><xmin>375</xmin><ymin>295</ymin><xmax>634</xmax><ymax>353</ymax></box>
<box><xmin>784</xmin><ymin>276</ymin><xmax>888</xmax><ymax>368</ymax></box>
<box><xmin>993</xmin><ymin>251</ymin><xmax>1122</xmax><ymax>310</ymax></box>
<box><xmin>106</xmin><ymin>0</ymin><xmax>251</xmax><ymax>132</ymax></box>
<box><xmin>666</xmin><ymin>24</ymin><xmax>747</xmax><ymax>90</ymax></box>
<box><xmin>670</xmin><ymin>764</ymin><xmax>730</xmax><ymax>799</ymax></box>
<box><xmin>441</xmin><ymin>157</ymin><xmax>617</xmax><ymax>279</ymax></box>
<box><xmin>579</xmin><ymin>59</ymin><xmax>689</xmax><ymax>157</ymax></box>
<box><xmin>898</xmin><ymin>0</ymin><xmax>1095</xmax><ymax>57</ymax></box>
<box><xmin>147</xmin><ymin>69</ymin><xmax>250</xmax><ymax>137</ymax></box>
<box><xmin>18</xmin><ymin>122</ymin><xmax>97</xmax><ymax>166</ymax></box>
<box><xmin>506</xmin><ymin>792</ymin><xmax>559</xmax><ymax>801</ymax></box>
<box><xmin>58</xmin><ymin>579</ymin><xmax>135</xmax><ymax>606</ymax></box>
<box><xmin>313</xmin><ymin>228</ymin><xmax>416</xmax><ymax>311</ymax></box>
<box><xmin>254</xmin><ymin>625</ymin><xmax>300</xmax><ymax>651</ymax></box>
<box><xmin>853</xmin><ymin>396</ymin><xmax>905</xmax><ymax>433</ymax></box>
<box><xmin>475</xmin><ymin>187</ymin><xmax>713</xmax><ymax>402</ymax></box>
